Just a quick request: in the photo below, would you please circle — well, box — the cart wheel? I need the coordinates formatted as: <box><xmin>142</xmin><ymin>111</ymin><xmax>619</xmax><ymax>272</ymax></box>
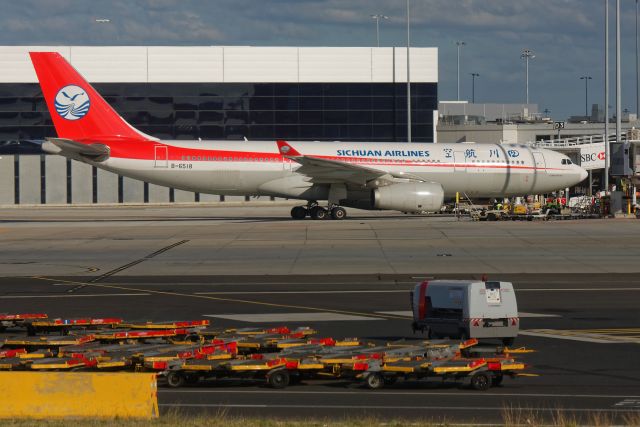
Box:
<box><xmin>491</xmin><ymin>374</ymin><xmax>504</xmax><ymax>387</ymax></box>
<box><xmin>470</xmin><ymin>372</ymin><xmax>491</xmax><ymax>391</ymax></box>
<box><xmin>365</xmin><ymin>373</ymin><xmax>385</xmax><ymax>390</ymax></box>
<box><xmin>166</xmin><ymin>371</ymin><xmax>186</xmax><ymax>388</ymax></box>
<box><xmin>267</xmin><ymin>370</ymin><xmax>290</xmax><ymax>389</ymax></box>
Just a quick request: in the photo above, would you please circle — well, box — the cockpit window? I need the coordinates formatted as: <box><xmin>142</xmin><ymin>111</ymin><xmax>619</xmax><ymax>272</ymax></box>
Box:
<box><xmin>561</xmin><ymin>159</ymin><xmax>573</xmax><ymax>165</ymax></box>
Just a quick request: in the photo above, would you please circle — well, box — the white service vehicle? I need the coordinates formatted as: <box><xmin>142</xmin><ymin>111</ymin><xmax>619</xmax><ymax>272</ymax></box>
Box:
<box><xmin>410</xmin><ymin>280</ymin><xmax>519</xmax><ymax>345</ymax></box>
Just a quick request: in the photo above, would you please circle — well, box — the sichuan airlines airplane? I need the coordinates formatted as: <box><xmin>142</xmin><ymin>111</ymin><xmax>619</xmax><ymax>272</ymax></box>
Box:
<box><xmin>30</xmin><ymin>52</ymin><xmax>587</xmax><ymax>220</ymax></box>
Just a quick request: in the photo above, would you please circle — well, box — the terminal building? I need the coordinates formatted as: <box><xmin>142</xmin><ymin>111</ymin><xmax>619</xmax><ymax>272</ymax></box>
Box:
<box><xmin>0</xmin><ymin>45</ymin><xmax>438</xmax><ymax>205</ymax></box>
<box><xmin>437</xmin><ymin>101</ymin><xmax>640</xmax><ymax>145</ymax></box>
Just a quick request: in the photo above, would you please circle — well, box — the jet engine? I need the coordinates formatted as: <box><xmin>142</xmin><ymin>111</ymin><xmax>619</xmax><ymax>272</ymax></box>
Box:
<box><xmin>372</xmin><ymin>182</ymin><xmax>444</xmax><ymax>212</ymax></box>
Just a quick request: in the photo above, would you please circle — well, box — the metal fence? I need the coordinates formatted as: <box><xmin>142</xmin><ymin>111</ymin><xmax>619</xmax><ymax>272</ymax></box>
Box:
<box><xmin>0</xmin><ymin>155</ymin><xmax>267</xmax><ymax>206</ymax></box>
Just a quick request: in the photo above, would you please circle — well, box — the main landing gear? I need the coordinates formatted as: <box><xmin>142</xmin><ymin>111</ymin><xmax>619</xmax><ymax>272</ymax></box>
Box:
<box><xmin>290</xmin><ymin>203</ymin><xmax>347</xmax><ymax>220</ymax></box>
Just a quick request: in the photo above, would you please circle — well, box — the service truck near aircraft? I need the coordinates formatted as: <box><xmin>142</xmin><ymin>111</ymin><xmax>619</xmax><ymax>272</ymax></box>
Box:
<box><xmin>411</xmin><ymin>280</ymin><xmax>519</xmax><ymax>345</ymax></box>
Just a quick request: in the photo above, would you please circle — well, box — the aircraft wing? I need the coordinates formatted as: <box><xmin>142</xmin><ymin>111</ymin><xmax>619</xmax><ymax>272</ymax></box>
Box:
<box><xmin>276</xmin><ymin>140</ymin><xmax>423</xmax><ymax>186</ymax></box>
<box><xmin>42</xmin><ymin>137</ymin><xmax>110</xmax><ymax>160</ymax></box>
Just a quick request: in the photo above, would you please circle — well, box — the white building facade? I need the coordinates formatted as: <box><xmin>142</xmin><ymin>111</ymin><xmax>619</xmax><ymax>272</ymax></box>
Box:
<box><xmin>0</xmin><ymin>46</ymin><xmax>438</xmax><ymax>205</ymax></box>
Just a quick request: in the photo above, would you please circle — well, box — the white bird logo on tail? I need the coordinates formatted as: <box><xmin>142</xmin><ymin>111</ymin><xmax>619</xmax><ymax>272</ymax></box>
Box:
<box><xmin>54</xmin><ymin>85</ymin><xmax>90</xmax><ymax>120</ymax></box>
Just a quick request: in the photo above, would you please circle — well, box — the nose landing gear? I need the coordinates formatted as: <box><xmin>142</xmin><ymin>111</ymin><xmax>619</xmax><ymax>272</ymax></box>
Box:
<box><xmin>289</xmin><ymin>202</ymin><xmax>347</xmax><ymax>220</ymax></box>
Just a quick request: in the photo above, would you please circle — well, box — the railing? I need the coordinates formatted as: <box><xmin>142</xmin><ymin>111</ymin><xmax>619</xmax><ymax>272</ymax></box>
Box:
<box><xmin>528</xmin><ymin>134</ymin><xmax>624</xmax><ymax>149</ymax></box>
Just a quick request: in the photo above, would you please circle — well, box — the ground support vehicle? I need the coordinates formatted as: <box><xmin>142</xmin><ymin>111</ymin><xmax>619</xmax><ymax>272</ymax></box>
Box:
<box><xmin>0</xmin><ymin>312</ymin><xmax>534</xmax><ymax>391</ymax></box>
<box><xmin>411</xmin><ymin>280</ymin><xmax>519</xmax><ymax>344</ymax></box>
<box><xmin>314</xmin><ymin>338</ymin><xmax>530</xmax><ymax>390</ymax></box>
<box><xmin>350</xmin><ymin>351</ymin><xmax>530</xmax><ymax>390</ymax></box>
<box><xmin>0</xmin><ymin>313</ymin><xmax>48</xmax><ymax>331</ymax></box>
<box><xmin>160</xmin><ymin>355</ymin><xmax>299</xmax><ymax>388</ymax></box>
<box><xmin>26</xmin><ymin>317</ymin><xmax>123</xmax><ymax>335</ymax></box>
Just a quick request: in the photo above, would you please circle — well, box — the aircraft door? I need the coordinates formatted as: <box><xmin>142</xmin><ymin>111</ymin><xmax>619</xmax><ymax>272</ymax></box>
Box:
<box><xmin>154</xmin><ymin>145</ymin><xmax>168</xmax><ymax>168</ymax></box>
<box><xmin>533</xmin><ymin>152</ymin><xmax>547</xmax><ymax>174</ymax></box>
<box><xmin>454</xmin><ymin>151</ymin><xmax>467</xmax><ymax>172</ymax></box>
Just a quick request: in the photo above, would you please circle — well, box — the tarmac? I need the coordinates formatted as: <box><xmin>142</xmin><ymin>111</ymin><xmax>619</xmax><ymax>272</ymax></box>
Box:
<box><xmin>1</xmin><ymin>205</ymin><xmax>639</xmax><ymax>422</ymax></box>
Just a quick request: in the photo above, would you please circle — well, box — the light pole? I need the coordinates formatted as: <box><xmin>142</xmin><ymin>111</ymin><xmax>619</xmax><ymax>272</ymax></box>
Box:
<box><xmin>616</xmin><ymin>0</ymin><xmax>621</xmax><ymax>156</ymax></box>
<box><xmin>370</xmin><ymin>14</ymin><xmax>389</xmax><ymax>48</ymax></box>
<box><xmin>605</xmin><ymin>0</ymin><xmax>610</xmax><ymax>190</ymax></box>
<box><xmin>470</xmin><ymin>73</ymin><xmax>479</xmax><ymax>103</ymax></box>
<box><xmin>580</xmin><ymin>76</ymin><xmax>593</xmax><ymax>118</ymax></box>
<box><xmin>521</xmin><ymin>49</ymin><xmax>535</xmax><ymax>105</ymax></box>
<box><xmin>406</xmin><ymin>0</ymin><xmax>411</xmax><ymax>142</ymax></box>
<box><xmin>456</xmin><ymin>41</ymin><xmax>466</xmax><ymax>101</ymax></box>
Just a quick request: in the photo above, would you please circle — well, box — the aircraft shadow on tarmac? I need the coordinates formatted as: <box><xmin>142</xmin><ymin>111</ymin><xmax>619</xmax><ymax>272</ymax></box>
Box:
<box><xmin>0</xmin><ymin>215</ymin><xmax>440</xmax><ymax>224</ymax></box>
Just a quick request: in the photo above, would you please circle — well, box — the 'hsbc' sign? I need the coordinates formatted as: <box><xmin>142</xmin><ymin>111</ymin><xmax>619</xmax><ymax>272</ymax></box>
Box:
<box><xmin>579</xmin><ymin>143</ymin><xmax>606</xmax><ymax>170</ymax></box>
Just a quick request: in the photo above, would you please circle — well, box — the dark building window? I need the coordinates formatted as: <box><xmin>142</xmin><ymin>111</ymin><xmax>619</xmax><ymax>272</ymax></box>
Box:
<box><xmin>0</xmin><ymin>82</ymin><xmax>437</xmax><ymax>153</ymax></box>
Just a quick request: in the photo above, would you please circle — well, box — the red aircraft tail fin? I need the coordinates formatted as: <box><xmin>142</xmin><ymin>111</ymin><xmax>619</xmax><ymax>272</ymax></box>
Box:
<box><xmin>277</xmin><ymin>140</ymin><xmax>302</xmax><ymax>157</ymax></box>
<box><xmin>29</xmin><ymin>52</ymin><xmax>152</xmax><ymax>143</ymax></box>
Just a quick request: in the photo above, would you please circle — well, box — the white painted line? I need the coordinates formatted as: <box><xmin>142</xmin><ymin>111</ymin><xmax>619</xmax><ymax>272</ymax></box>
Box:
<box><xmin>375</xmin><ymin>311</ymin><xmax>560</xmax><ymax>318</ymax></box>
<box><xmin>159</xmin><ymin>403</ymin><xmax>631</xmax><ymax>413</ymax></box>
<box><xmin>377</xmin><ymin>310</ymin><xmax>413</xmax><ymax>317</ymax></box>
<box><xmin>614</xmin><ymin>399</ymin><xmax>640</xmax><ymax>409</ymax></box>
<box><xmin>518</xmin><ymin>312</ymin><xmax>561</xmax><ymax>318</ymax></box>
<box><xmin>0</xmin><ymin>293</ymin><xmax>150</xmax><ymax>299</ymax></box>
<box><xmin>159</xmin><ymin>389</ymin><xmax>640</xmax><ymax>399</ymax></box>
<box><xmin>195</xmin><ymin>290</ymin><xmax>405</xmax><ymax>295</ymax></box>
<box><xmin>204</xmin><ymin>312</ymin><xmax>382</xmax><ymax>322</ymax></box>
<box><xmin>114</xmin><ymin>282</ymin><xmax>416</xmax><ymax>287</ymax></box>
<box><xmin>517</xmin><ymin>288</ymin><xmax>640</xmax><ymax>292</ymax></box>
<box><xmin>519</xmin><ymin>330</ymin><xmax>620</xmax><ymax>344</ymax></box>
<box><xmin>50</xmin><ymin>281</ymin><xmax>640</xmax><ymax>292</ymax></box>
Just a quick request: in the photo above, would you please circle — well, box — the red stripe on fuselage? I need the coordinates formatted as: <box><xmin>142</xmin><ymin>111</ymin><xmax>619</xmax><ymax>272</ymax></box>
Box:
<box><xmin>101</xmin><ymin>139</ymin><xmax>565</xmax><ymax>172</ymax></box>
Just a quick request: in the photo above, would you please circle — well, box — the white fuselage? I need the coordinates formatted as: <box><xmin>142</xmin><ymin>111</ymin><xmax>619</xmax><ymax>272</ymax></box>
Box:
<box><xmin>91</xmin><ymin>140</ymin><xmax>587</xmax><ymax>201</ymax></box>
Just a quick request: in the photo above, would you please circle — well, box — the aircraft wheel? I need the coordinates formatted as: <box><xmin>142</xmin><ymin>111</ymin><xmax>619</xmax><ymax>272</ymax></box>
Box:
<box><xmin>330</xmin><ymin>206</ymin><xmax>347</xmax><ymax>220</ymax></box>
<box><xmin>290</xmin><ymin>206</ymin><xmax>307</xmax><ymax>220</ymax></box>
<box><xmin>310</xmin><ymin>206</ymin><xmax>328</xmax><ymax>220</ymax></box>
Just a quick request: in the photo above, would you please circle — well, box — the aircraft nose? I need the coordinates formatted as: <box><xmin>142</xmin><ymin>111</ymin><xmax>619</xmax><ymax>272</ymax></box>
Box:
<box><xmin>579</xmin><ymin>167</ymin><xmax>588</xmax><ymax>181</ymax></box>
